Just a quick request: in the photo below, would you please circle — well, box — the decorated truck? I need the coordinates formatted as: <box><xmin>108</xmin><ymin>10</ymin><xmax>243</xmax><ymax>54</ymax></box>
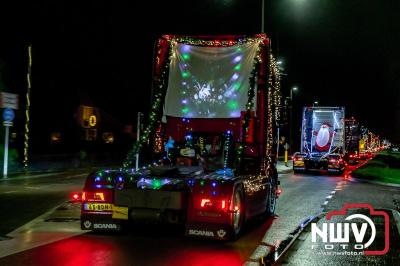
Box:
<box><xmin>344</xmin><ymin>117</ymin><xmax>360</xmax><ymax>164</ymax></box>
<box><xmin>80</xmin><ymin>34</ymin><xmax>282</xmax><ymax>240</ymax></box>
<box><xmin>293</xmin><ymin>106</ymin><xmax>345</xmax><ymax>174</ymax></box>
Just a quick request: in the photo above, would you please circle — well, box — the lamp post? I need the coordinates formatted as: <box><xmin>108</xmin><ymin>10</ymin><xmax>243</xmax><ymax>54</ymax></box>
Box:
<box><xmin>289</xmin><ymin>87</ymin><xmax>298</xmax><ymax>155</ymax></box>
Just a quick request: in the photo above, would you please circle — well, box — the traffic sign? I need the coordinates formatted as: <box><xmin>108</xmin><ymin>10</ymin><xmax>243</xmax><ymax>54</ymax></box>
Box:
<box><xmin>3</xmin><ymin>108</ymin><xmax>15</xmax><ymax>122</ymax></box>
<box><xmin>0</xmin><ymin>92</ymin><xmax>18</xmax><ymax>110</ymax></box>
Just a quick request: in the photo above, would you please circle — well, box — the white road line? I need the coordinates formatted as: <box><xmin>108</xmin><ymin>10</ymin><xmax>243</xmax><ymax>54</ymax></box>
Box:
<box><xmin>0</xmin><ymin>203</ymin><xmax>84</xmax><ymax>258</ymax></box>
<box><xmin>3</xmin><ymin>191</ymin><xmax>17</xmax><ymax>194</ymax></box>
<box><xmin>66</xmin><ymin>173</ymin><xmax>88</xmax><ymax>179</ymax></box>
<box><xmin>326</xmin><ymin>195</ymin><xmax>333</xmax><ymax>199</ymax></box>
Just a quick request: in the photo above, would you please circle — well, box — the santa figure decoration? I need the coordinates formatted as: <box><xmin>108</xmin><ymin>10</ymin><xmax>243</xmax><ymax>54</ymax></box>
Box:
<box><xmin>314</xmin><ymin>123</ymin><xmax>334</xmax><ymax>152</ymax></box>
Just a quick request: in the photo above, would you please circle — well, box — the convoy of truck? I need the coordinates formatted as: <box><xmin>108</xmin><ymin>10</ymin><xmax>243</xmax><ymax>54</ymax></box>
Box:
<box><xmin>292</xmin><ymin>107</ymin><xmax>382</xmax><ymax>173</ymax></box>
<box><xmin>78</xmin><ymin>33</ymin><xmax>386</xmax><ymax>241</ymax></box>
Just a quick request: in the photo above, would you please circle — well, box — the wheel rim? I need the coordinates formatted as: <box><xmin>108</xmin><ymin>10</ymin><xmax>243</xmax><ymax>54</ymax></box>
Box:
<box><xmin>232</xmin><ymin>190</ymin><xmax>242</xmax><ymax>231</ymax></box>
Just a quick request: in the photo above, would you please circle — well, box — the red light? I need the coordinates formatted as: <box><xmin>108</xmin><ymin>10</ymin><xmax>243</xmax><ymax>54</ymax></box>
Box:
<box><xmin>234</xmin><ymin>206</ymin><xmax>239</xmax><ymax>212</ymax></box>
<box><xmin>81</xmin><ymin>191</ymin><xmax>108</xmax><ymax>202</ymax></box>
<box><xmin>329</xmin><ymin>159</ymin><xmax>337</xmax><ymax>163</ymax></box>
<box><xmin>71</xmin><ymin>192</ymin><xmax>81</xmax><ymax>201</ymax></box>
<box><xmin>200</xmin><ymin>199</ymin><xmax>211</xmax><ymax>207</ymax></box>
<box><xmin>277</xmin><ymin>188</ymin><xmax>282</xmax><ymax>195</ymax></box>
<box><xmin>221</xmin><ymin>200</ymin><xmax>226</xmax><ymax>209</ymax></box>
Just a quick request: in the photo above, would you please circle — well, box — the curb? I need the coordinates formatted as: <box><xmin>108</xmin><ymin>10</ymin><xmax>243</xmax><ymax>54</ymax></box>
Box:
<box><xmin>350</xmin><ymin>176</ymin><xmax>400</xmax><ymax>188</ymax></box>
<box><xmin>278</xmin><ymin>169</ymin><xmax>293</xmax><ymax>174</ymax></box>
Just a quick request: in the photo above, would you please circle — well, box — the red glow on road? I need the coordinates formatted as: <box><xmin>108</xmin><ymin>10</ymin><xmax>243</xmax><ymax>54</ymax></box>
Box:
<box><xmin>165</xmin><ymin>249</ymin><xmax>243</xmax><ymax>266</ymax></box>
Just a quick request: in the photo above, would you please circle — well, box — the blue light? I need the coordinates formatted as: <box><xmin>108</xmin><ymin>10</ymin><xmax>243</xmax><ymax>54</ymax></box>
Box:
<box><xmin>95</xmin><ymin>177</ymin><xmax>101</xmax><ymax>182</ymax></box>
<box><xmin>95</xmin><ymin>184</ymin><xmax>102</xmax><ymax>188</ymax></box>
<box><xmin>233</xmin><ymin>55</ymin><xmax>242</xmax><ymax>63</ymax></box>
<box><xmin>231</xmin><ymin>73</ymin><xmax>239</xmax><ymax>81</ymax></box>
<box><xmin>181</xmin><ymin>44</ymin><xmax>191</xmax><ymax>53</ymax></box>
<box><xmin>212</xmin><ymin>190</ymin><xmax>217</xmax><ymax>196</ymax></box>
<box><xmin>211</xmin><ymin>181</ymin><xmax>217</xmax><ymax>187</ymax></box>
<box><xmin>118</xmin><ymin>177</ymin><xmax>124</xmax><ymax>182</ymax></box>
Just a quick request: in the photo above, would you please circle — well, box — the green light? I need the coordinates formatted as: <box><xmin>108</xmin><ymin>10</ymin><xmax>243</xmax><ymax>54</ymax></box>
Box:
<box><xmin>153</xmin><ymin>179</ymin><xmax>161</xmax><ymax>189</ymax></box>
<box><xmin>200</xmin><ymin>180</ymin><xmax>205</xmax><ymax>186</ymax></box>
<box><xmin>228</xmin><ymin>100</ymin><xmax>238</xmax><ymax>110</ymax></box>
<box><xmin>182</xmin><ymin>107</ymin><xmax>189</xmax><ymax>114</ymax></box>
<box><xmin>182</xmin><ymin>71</ymin><xmax>190</xmax><ymax>78</ymax></box>
<box><xmin>234</xmin><ymin>64</ymin><xmax>241</xmax><ymax>71</ymax></box>
<box><xmin>236</xmin><ymin>48</ymin><xmax>242</xmax><ymax>52</ymax></box>
<box><xmin>182</xmin><ymin>53</ymin><xmax>190</xmax><ymax>60</ymax></box>
<box><xmin>233</xmin><ymin>83</ymin><xmax>240</xmax><ymax>91</ymax></box>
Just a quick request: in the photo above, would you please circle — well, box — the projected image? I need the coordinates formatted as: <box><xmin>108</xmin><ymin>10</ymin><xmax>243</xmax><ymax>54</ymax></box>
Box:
<box><xmin>164</xmin><ymin>42</ymin><xmax>259</xmax><ymax>118</ymax></box>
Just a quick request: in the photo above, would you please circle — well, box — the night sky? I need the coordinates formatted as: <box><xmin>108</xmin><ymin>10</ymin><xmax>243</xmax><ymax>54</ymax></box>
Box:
<box><xmin>0</xmin><ymin>0</ymin><xmax>399</xmax><ymax>152</ymax></box>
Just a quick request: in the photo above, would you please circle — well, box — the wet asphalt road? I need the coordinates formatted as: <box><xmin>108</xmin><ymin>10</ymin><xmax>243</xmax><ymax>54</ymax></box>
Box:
<box><xmin>0</xmin><ymin>170</ymin><xmax>342</xmax><ymax>266</ymax></box>
<box><xmin>276</xmin><ymin>176</ymin><xmax>400</xmax><ymax>265</ymax></box>
<box><xmin>0</xmin><ymin>169</ymin><xmax>398</xmax><ymax>265</ymax></box>
<box><xmin>0</xmin><ymin>170</ymin><xmax>88</xmax><ymax>236</ymax></box>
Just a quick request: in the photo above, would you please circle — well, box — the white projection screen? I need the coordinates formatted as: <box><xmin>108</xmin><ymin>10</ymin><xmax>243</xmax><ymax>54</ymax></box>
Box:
<box><xmin>163</xmin><ymin>42</ymin><xmax>259</xmax><ymax>118</ymax></box>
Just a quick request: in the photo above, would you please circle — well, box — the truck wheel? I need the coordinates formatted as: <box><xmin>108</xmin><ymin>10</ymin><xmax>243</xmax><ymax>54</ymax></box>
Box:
<box><xmin>230</xmin><ymin>185</ymin><xmax>244</xmax><ymax>240</ymax></box>
<box><xmin>266</xmin><ymin>177</ymin><xmax>277</xmax><ymax>216</ymax></box>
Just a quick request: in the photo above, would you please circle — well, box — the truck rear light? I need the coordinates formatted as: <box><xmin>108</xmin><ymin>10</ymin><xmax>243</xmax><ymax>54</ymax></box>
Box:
<box><xmin>294</xmin><ymin>157</ymin><xmax>303</xmax><ymax>161</ymax></box>
<box><xmin>82</xmin><ymin>191</ymin><xmax>112</xmax><ymax>202</ymax></box>
<box><xmin>221</xmin><ymin>200</ymin><xmax>226</xmax><ymax>209</ymax></box>
<box><xmin>199</xmin><ymin>198</ymin><xmax>228</xmax><ymax>210</ymax></box>
<box><xmin>329</xmin><ymin>159</ymin><xmax>337</xmax><ymax>163</ymax></box>
<box><xmin>200</xmin><ymin>198</ymin><xmax>211</xmax><ymax>207</ymax></box>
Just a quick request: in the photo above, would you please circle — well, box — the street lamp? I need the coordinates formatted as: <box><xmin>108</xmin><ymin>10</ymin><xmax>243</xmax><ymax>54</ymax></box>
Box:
<box><xmin>289</xmin><ymin>87</ymin><xmax>298</xmax><ymax>156</ymax></box>
<box><xmin>313</xmin><ymin>101</ymin><xmax>319</xmax><ymax>106</ymax></box>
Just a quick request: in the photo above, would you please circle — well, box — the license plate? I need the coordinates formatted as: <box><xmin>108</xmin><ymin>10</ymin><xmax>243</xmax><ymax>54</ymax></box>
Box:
<box><xmin>84</xmin><ymin>203</ymin><xmax>113</xmax><ymax>211</ymax></box>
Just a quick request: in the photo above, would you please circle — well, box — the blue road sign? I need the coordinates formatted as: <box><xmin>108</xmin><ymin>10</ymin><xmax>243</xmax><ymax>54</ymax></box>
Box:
<box><xmin>3</xmin><ymin>108</ymin><xmax>15</xmax><ymax>122</ymax></box>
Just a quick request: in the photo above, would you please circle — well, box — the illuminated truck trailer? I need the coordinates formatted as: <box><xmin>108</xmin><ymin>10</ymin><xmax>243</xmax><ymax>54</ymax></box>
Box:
<box><xmin>293</xmin><ymin>106</ymin><xmax>345</xmax><ymax>174</ymax></box>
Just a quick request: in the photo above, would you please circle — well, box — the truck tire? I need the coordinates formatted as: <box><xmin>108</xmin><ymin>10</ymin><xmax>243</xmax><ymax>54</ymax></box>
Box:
<box><xmin>230</xmin><ymin>185</ymin><xmax>245</xmax><ymax>240</ymax></box>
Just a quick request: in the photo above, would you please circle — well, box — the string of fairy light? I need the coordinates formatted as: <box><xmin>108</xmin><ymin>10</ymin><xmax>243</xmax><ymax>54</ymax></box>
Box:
<box><xmin>123</xmin><ymin>39</ymin><xmax>172</xmax><ymax>167</ymax></box>
<box><xmin>23</xmin><ymin>45</ymin><xmax>32</xmax><ymax>170</ymax></box>
<box><xmin>235</xmin><ymin>41</ymin><xmax>263</xmax><ymax>168</ymax></box>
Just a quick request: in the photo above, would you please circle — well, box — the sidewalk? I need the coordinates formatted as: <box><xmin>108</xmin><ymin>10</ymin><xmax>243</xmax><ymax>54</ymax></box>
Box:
<box><xmin>276</xmin><ymin>160</ymin><xmax>293</xmax><ymax>174</ymax></box>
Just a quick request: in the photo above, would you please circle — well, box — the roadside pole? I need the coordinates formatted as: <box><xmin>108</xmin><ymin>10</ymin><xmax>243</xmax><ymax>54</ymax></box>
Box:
<box><xmin>284</xmin><ymin>143</ymin><xmax>290</xmax><ymax>167</ymax></box>
<box><xmin>135</xmin><ymin>112</ymin><xmax>141</xmax><ymax>171</ymax></box>
<box><xmin>3</xmin><ymin>122</ymin><xmax>10</xmax><ymax>178</ymax></box>
<box><xmin>276</xmin><ymin>127</ymin><xmax>280</xmax><ymax>162</ymax></box>
<box><xmin>2</xmin><ymin>108</ymin><xmax>16</xmax><ymax>178</ymax></box>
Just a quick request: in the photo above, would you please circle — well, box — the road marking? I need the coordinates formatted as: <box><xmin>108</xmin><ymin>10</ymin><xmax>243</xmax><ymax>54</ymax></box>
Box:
<box><xmin>3</xmin><ymin>190</ymin><xmax>17</xmax><ymax>194</ymax></box>
<box><xmin>0</xmin><ymin>203</ymin><xmax>84</xmax><ymax>258</ymax></box>
<box><xmin>66</xmin><ymin>173</ymin><xmax>88</xmax><ymax>179</ymax></box>
<box><xmin>326</xmin><ymin>195</ymin><xmax>333</xmax><ymax>199</ymax></box>
<box><xmin>330</xmin><ymin>190</ymin><xmax>336</xmax><ymax>194</ymax></box>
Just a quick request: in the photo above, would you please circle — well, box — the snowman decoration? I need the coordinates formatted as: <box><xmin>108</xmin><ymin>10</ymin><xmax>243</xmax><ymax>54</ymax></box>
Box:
<box><xmin>314</xmin><ymin>123</ymin><xmax>334</xmax><ymax>152</ymax></box>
